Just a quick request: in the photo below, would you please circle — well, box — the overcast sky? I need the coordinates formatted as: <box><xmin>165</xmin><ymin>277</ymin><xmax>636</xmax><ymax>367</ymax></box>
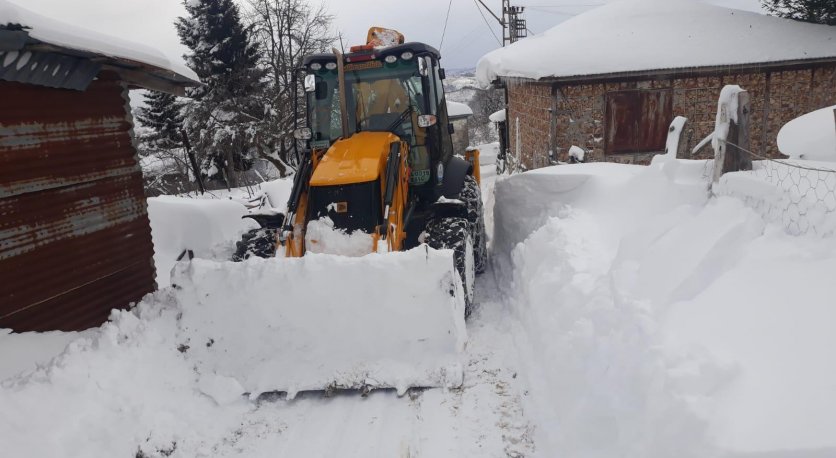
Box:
<box><xmin>17</xmin><ymin>0</ymin><xmax>764</xmax><ymax>71</ymax></box>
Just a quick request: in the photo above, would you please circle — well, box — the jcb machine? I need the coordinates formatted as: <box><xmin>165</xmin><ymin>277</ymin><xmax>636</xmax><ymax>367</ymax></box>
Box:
<box><xmin>228</xmin><ymin>28</ymin><xmax>486</xmax><ymax>397</ymax></box>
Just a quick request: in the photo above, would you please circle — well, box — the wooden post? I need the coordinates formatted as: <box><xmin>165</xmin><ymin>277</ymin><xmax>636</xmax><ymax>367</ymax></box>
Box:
<box><xmin>664</xmin><ymin>116</ymin><xmax>689</xmax><ymax>158</ymax></box>
<box><xmin>713</xmin><ymin>87</ymin><xmax>752</xmax><ymax>182</ymax></box>
<box><xmin>724</xmin><ymin>90</ymin><xmax>752</xmax><ymax>174</ymax></box>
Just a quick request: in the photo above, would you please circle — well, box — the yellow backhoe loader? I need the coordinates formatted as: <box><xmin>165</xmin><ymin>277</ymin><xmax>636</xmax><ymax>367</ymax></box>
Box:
<box><xmin>223</xmin><ymin>28</ymin><xmax>486</xmax><ymax>398</ymax></box>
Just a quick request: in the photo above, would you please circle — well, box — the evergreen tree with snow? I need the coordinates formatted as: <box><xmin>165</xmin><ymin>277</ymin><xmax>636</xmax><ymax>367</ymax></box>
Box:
<box><xmin>176</xmin><ymin>0</ymin><xmax>266</xmax><ymax>189</ymax></box>
<box><xmin>136</xmin><ymin>90</ymin><xmax>184</xmax><ymax>150</ymax></box>
<box><xmin>761</xmin><ymin>0</ymin><xmax>835</xmax><ymax>25</ymax></box>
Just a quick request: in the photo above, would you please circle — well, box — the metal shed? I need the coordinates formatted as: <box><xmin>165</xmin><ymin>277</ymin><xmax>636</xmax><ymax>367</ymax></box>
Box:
<box><xmin>0</xmin><ymin>3</ymin><xmax>198</xmax><ymax>331</ymax></box>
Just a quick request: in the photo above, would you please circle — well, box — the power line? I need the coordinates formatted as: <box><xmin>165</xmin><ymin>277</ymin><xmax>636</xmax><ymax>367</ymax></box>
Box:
<box><xmin>517</xmin><ymin>3</ymin><xmax>603</xmax><ymax>7</ymax></box>
<box><xmin>473</xmin><ymin>0</ymin><xmax>503</xmax><ymax>46</ymax></box>
<box><xmin>439</xmin><ymin>0</ymin><xmax>454</xmax><ymax>51</ymax></box>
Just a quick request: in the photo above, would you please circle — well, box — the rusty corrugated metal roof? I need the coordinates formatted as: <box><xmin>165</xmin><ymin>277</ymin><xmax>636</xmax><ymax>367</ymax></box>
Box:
<box><xmin>0</xmin><ymin>49</ymin><xmax>101</xmax><ymax>90</ymax></box>
<box><xmin>0</xmin><ymin>74</ymin><xmax>156</xmax><ymax>331</ymax></box>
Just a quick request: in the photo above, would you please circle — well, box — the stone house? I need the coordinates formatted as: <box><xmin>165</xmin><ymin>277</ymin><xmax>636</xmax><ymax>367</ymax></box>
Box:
<box><xmin>476</xmin><ymin>0</ymin><xmax>836</xmax><ymax>168</ymax></box>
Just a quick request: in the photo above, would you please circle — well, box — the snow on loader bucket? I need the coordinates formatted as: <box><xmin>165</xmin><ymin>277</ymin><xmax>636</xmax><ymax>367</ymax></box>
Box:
<box><xmin>170</xmin><ymin>247</ymin><xmax>467</xmax><ymax>400</ymax></box>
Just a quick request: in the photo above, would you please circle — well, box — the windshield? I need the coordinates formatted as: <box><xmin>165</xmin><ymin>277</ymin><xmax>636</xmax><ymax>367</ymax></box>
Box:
<box><xmin>306</xmin><ymin>59</ymin><xmax>427</xmax><ymax>148</ymax></box>
<box><xmin>344</xmin><ymin>59</ymin><xmax>425</xmax><ymax>138</ymax></box>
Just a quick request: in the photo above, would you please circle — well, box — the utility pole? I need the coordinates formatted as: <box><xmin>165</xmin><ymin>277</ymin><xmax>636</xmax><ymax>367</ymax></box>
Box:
<box><xmin>501</xmin><ymin>0</ymin><xmax>527</xmax><ymax>45</ymax></box>
<box><xmin>475</xmin><ymin>0</ymin><xmax>527</xmax><ymax>46</ymax></box>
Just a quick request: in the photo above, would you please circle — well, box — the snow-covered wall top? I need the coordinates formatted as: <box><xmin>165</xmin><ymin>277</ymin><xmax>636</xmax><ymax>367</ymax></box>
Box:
<box><xmin>446</xmin><ymin>100</ymin><xmax>473</xmax><ymax>118</ymax></box>
<box><xmin>0</xmin><ymin>0</ymin><xmax>198</xmax><ymax>82</ymax></box>
<box><xmin>777</xmin><ymin>105</ymin><xmax>836</xmax><ymax>162</ymax></box>
<box><xmin>476</xmin><ymin>0</ymin><xmax>836</xmax><ymax>87</ymax></box>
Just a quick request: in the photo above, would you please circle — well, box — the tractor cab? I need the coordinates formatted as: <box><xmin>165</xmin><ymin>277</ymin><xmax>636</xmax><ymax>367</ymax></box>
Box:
<box><xmin>300</xmin><ymin>28</ymin><xmax>455</xmax><ymax>189</ymax></box>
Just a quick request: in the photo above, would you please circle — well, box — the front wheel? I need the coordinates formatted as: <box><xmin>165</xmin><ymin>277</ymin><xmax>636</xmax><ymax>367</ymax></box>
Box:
<box><xmin>231</xmin><ymin>228</ymin><xmax>278</xmax><ymax>261</ymax></box>
<box><xmin>423</xmin><ymin>216</ymin><xmax>476</xmax><ymax>319</ymax></box>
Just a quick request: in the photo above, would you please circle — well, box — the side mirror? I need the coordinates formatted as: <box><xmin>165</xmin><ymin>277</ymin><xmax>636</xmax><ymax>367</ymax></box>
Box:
<box><xmin>439</xmin><ymin>68</ymin><xmax>446</xmax><ymax>80</ymax></box>
<box><xmin>293</xmin><ymin>127</ymin><xmax>312</xmax><ymax>140</ymax></box>
<box><xmin>304</xmin><ymin>74</ymin><xmax>316</xmax><ymax>93</ymax></box>
<box><xmin>448</xmin><ymin>123</ymin><xmax>455</xmax><ymax>134</ymax></box>
<box><xmin>417</xmin><ymin>115</ymin><xmax>437</xmax><ymax>128</ymax></box>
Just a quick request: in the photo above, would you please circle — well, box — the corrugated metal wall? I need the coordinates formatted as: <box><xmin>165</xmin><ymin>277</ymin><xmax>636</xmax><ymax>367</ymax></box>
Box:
<box><xmin>0</xmin><ymin>73</ymin><xmax>156</xmax><ymax>331</ymax></box>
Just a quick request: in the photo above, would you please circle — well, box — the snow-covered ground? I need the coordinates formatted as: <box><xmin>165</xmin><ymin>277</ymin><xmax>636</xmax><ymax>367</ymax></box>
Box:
<box><xmin>2</xmin><ymin>153</ymin><xmax>836</xmax><ymax>457</ymax></box>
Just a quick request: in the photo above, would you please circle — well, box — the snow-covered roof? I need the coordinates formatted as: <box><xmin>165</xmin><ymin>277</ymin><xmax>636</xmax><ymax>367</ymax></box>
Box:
<box><xmin>0</xmin><ymin>0</ymin><xmax>198</xmax><ymax>91</ymax></box>
<box><xmin>446</xmin><ymin>100</ymin><xmax>473</xmax><ymax>118</ymax></box>
<box><xmin>476</xmin><ymin>0</ymin><xmax>836</xmax><ymax>86</ymax></box>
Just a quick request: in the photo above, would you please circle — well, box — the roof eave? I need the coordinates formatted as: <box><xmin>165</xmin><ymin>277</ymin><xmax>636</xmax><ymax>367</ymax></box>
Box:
<box><xmin>499</xmin><ymin>56</ymin><xmax>836</xmax><ymax>86</ymax></box>
<box><xmin>1</xmin><ymin>29</ymin><xmax>199</xmax><ymax>95</ymax></box>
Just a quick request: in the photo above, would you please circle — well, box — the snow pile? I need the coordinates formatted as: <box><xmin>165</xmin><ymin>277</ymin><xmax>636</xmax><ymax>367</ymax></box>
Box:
<box><xmin>0</xmin><ymin>247</ymin><xmax>467</xmax><ymax>455</ymax></box>
<box><xmin>777</xmin><ymin>104</ymin><xmax>836</xmax><ymax>161</ymax></box>
<box><xmin>715</xmin><ymin>159</ymin><xmax>836</xmax><ymax>236</ymax></box>
<box><xmin>476</xmin><ymin>0</ymin><xmax>836</xmax><ymax>86</ymax></box>
<box><xmin>304</xmin><ymin>217</ymin><xmax>376</xmax><ymax>256</ymax></box>
<box><xmin>446</xmin><ymin>100</ymin><xmax>473</xmax><ymax>118</ymax></box>
<box><xmin>147</xmin><ymin>196</ymin><xmax>254</xmax><ymax>287</ymax></box>
<box><xmin>0</xmin><ymin>0</ymin><xmax>197</xmax><ymax>81</ymax></box>
<box><xmin>0</xmin><ymin>329</ymin><xmax>89</xmax><ymax>380</ymax></box>
<box><xmin>568</xmin><ymin>145</ymin><xmax>585</xmax><ymax>162</ymax></box>
<box><xmin>168</xmin><ymin>251</ymin><xmax>466</xmax><ymax>398</ymax></box>
<box><xmin>665</xmin><ymin>116</ymin><xmax>688</xmax><ymax>156</ymax></box>
<box><xmin>492</xmin><ymin>162</ymin><xmax>646</xmax><ymax>265</ymax></box>
<box><xmin>488</xmin><ymin>108</ymin><xmax>506</xmax><ymax>123</ymax></box>
<box><xmin>498</xmin><ymin>158</ymin><xmax>836</xmax><ymax>456</ymax></box>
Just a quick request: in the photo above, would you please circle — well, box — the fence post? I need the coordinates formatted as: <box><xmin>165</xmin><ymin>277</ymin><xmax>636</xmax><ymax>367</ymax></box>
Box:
<box><xmin>713</xmin><ymin>87</ymin><xmax>752</xmax><ymax>182</ymax></box>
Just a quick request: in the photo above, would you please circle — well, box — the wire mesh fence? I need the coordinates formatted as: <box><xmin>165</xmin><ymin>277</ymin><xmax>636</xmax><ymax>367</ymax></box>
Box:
<box><xmin>711</xmin><ymin>139</ymin><xmax>836</xmax><ymax>236</ymax></box>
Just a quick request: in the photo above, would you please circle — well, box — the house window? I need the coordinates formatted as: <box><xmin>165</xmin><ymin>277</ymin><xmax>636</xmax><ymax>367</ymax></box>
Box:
<box><xmin>605</xmin><ymin>89</ymin><xmax>672</xmax><ymax>154</ymax></box>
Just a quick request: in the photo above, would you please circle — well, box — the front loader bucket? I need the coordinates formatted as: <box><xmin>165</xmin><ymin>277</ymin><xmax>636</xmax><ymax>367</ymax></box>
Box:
<box><xmin>170</xmin><ymin>247</ymin><xmax>467</xmax><ymax>399</ymax></box>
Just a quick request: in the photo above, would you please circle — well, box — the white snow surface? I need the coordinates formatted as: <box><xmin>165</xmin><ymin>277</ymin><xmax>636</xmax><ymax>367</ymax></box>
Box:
<box><xmin>0</xmin><ymin>0</ymin><xmax>198</xmax><ymax>82</ymax></box>
<box><xmin>777</xmin><ymin>105</ymin><xmax>836</xmax><ymax>161</ymax></box>
<box><xmin>304</xmin><ymin>216</ymin><xmax>377</xmax><ymax>256</ymax></box>
<box><xmin>446</xmin><ymin>100</ymin><xmax>473</xmax><ymax>118</ymax></box>
<box><xmin>147</xmin><ymin>196</ymin><xmax>254</xmax><ymax>287</ymax></box>
<box><xmin>495</xmin><ymin>158</ymin><xmax>836</xmax><ymax>456</ymax></box>
<box><xmin>476</xmin><ymin>0</ymin><xmax>836</xmax><ymax>86</ymax></box>
<box><xmin>3</xmin><ymin>155</ymin><xmax>836</xmax><ymax>457</ymax></box>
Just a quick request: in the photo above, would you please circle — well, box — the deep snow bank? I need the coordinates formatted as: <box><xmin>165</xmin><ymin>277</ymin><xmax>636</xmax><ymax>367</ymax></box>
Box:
<box><xmin>497</xmin><ymin>157</ymin><xmax>836</xmax><ymax>456</ymax></box>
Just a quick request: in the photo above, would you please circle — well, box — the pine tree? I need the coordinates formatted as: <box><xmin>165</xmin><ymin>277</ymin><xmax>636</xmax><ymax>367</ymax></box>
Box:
<box><xmin>134</xmin><ymin>92</ymin><xmax>195</xmax><ymax>196</ymax></box>
<box><xmin>176</xmin><ymin>0</ymin><xmax>266</xmax><ymax>189</ymax></box>
<box><xmin>761</xmin><ymin>0</ymin><xmax>836</xmax><ymax>25</ymax></box>
<box><xmin>136</xmin><ymin>90</ymin><xmax>184</xmax><ymax>150</ymax></box>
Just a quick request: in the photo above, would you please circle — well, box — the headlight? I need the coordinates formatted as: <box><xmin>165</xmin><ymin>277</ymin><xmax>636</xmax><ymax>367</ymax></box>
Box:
<box><xmin>384</xmin><ymin>55</ymin><xmax>397</xmax><ymax>64</ymax></box>
<box><xmin>310</xmin><ymin>62</ymin><xmax>322</xmax><ymax>71</ymax></box>
<box><xmin>325</xmin><ymin>62</ymin><xmax>337</xmax><ymax>70</ymax></box>
<box><xmin>400</xmin><ymin>51</ymin><xmax>414</xmax><ymax>60</ymax></box>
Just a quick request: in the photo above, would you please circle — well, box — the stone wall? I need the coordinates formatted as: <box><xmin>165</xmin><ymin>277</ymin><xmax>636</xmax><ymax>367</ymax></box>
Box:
<box><xmin>505</xmin><ymin>63</ymin><xmax>836</xmax><ymax>168</ymax></box>
<box><xmin>450</xmin><ymin>117</ymin><xmax>470</xmax><ymax>154</ymax></box>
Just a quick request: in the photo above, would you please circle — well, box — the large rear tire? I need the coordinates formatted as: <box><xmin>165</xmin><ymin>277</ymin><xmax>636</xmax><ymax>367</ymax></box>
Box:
<box><xmin>423</xmin><ymin>216</ymin><xmax>475</xmax><ymax>319</ymax></box>
<box><xmin>231</xmin><ymin>228</ymin><xmax>277</xmax><ymax>261</ymax></box>
<box><xmin>459</xmin><ymin>175</ymin><xmax>488</xmax><ymax>274</ymax></box>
